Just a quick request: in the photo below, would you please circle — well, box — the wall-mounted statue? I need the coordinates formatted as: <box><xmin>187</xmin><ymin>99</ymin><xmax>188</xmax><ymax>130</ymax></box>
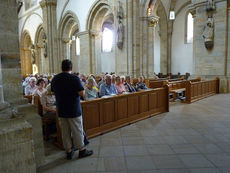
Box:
<box><xmin>30</xmin><ymin>44</ymin><xmax>36</xmax><ymax>64</ymax></box>
<box><xmin>117</xmin><ymin>1</ymin><xmax>124</xmax><ymax>49</ymax></box>
<box><xmin>206</xmin><ymin>0</ymin><xmax>215</xmax><ymax>12</ymax></box>
<box><xmin>42</xmin><ymin>33</ymin><xmax>47</xmax><ymax>58</ymax></box>
<box><xmin>202</xmin><ymin>16</ymin><xmax>214</xmax><ymax>50</ymax></box>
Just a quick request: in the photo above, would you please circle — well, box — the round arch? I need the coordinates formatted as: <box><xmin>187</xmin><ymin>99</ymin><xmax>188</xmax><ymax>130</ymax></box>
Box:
<box><xmin>58</xmin><ymin>10</ymin><xmax>80</xmax><ymax>72</ymax></box>
<box><xmin>86</xmin><ymin>0</ymin><xmax>115</xmax><ymax>74</ymax></box>
<box><xmin>34</xmin><ymin>24</ymin><xmax>50</xmax><ymax>74</ymax></box>
<box><xmin>20</xmin><ymin>30</ymin><xmax>33</xmax><ymax>76</ymax></box>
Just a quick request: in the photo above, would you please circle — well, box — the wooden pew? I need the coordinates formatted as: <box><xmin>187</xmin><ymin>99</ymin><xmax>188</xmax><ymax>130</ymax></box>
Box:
<box><xmin>168</xmin><ymin>80</ymin><xmax>186</xmax><ymax>102</ymax></box>
<box><xmin>185</xmin><ymin>78</ymin><xmax>219</xmax><ymax>103</ymax></box>
<box><xmin>81</xmin><ymin>87</ymin><xmax>169</xmax><ymax>138</ymax></box>
<box><xmin>34</xmin><ymin>96</ymin><xmax>64</xmax><ymax>149</ymax></box>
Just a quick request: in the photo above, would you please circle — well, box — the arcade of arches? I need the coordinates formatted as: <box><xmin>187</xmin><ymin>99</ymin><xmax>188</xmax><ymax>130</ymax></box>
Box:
<box><xmin>0</xmin><ymin>0</ymin><xmax>230</xmax><ymax>172</ymax></box>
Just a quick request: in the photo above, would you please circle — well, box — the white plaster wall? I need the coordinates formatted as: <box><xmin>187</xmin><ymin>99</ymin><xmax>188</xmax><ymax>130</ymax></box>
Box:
<box><xmin>18</xmin><ymin>8</ymin><xmax>43</xmax><ymax>43</ymax></box>
<box><xmin>171</xmin><ymin>6</ymin><xmax>193</xmax><ymax>74</ymax></box>
<box><xmin>154</xmin><ymin>24</ymin><xmax>160</xmax><ymax>73</ymax></box>
<box><xmin>100</xmin><ymin>52</ymin><xmax>115</xmax><ymax>73</ymax></box>
<box><xmin>57</xmin><ymin>0</ymin><xmax>96</xmax><ymax>31</ymax></box>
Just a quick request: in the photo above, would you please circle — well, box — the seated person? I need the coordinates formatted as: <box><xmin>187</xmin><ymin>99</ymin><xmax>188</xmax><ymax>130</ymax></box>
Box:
<box><xmin>80</xmin><ymin>74</ymin><xmax>87</xmax><ymax>87</ymax></box>
<box><xmin>136</xmin><ymin>76</ymin><xmax>148</xmax><ymax>91</ymax></box>
<box><xmin>98</xmin><ymin>73</ymin><xmax>105</xmax><ymax>88</ymax></box>
<box><xmin>25</xmin><ymin>77</ymin><xmax>37</xmax><ymax>96</ymax></box>
<box><xmin>111</xmin><ymin>74</ymin><xmax>116</xmax><ymax>84</ymax></box>
<box><xmin>99</xmin><ymin>75</ymin><xmax>118</xmax><ymax>97</ymax></box>
<box><xmin>84</xmin><ymin>78</ymin><xmax>98</xmax><ymax>100</ymax></box>
<box><xmin>125</xmin><ymin>76</ymin><xmax>137</xmax><ymax>93</ymax></box>
<box><xmin>153</xmin><ymin>73</ymin><xmax>159</xmax><ymax>80</ymax></box>
<box><xmin>120</xmin><ymin>76</ymin><xmax>126</xmax><ymax>84</ymax></box>
<box><xmin>22</xmin><ymin>76</ymin><xmax>30</xmax><ymax>94</ymax></box>
<box><xmin>40</xmin><ymin>84</ymin><xmax>56</xmax><ymax>120</ymax></box>
<box><xmin>33</xmin><ymin>79</ymin><xmax>47</xmax><ymax>97</ymax></box>
<box><xmin>115</xmin><ymin>76</ymin><xmax>126</xmax><ymax>94</ymax></box>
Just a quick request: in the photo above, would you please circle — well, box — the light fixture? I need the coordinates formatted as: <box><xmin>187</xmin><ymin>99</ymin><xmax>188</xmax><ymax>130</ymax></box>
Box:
<box><xmin>169</xmin><ymin>11</ymin><xmax>175</xmax><ymax>20</ymax></box>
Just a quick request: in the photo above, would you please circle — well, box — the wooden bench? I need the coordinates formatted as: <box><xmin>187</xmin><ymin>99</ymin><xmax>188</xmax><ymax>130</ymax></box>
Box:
<box><xmin>81</xmin><ymin>87</ymin><xmax>169</xmax><ymax>138</ymax></box>
<box><xmin>185</xmin><ymin>78</ymin><xmax>219</xmax><ymax>103</ymax></box>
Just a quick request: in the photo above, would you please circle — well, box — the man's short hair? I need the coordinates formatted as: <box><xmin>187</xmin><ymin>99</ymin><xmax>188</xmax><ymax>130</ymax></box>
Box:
<box><xmin>62</xmin><ymin>59</ymin><xmax>72</xmax><ymax>71</ymax></box>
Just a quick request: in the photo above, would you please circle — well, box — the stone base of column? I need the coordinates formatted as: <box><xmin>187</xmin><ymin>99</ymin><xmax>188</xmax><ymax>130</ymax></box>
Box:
<box><xmin>0</xmin><ymin>117</ymin><xmax>36</xmax><ymax>173</ymax></box>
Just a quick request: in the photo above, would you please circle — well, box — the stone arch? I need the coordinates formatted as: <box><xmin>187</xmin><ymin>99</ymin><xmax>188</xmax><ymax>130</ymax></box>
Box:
<box><xmin>86</xmin><ymin>0</ymin><xmax>115</xmax><ymax>74</ymax></box>
<box><xmin>20</xmin><ymin>30</ymin><xmax>33</xmax><ymax>76</ymax></box>
<box><xmin>58</xmin><ymin>10</ymin><xmax>80</xmax><ymax>72</ymax></box>
<box><xmin>34</xmin><ymin>24</ymin><xmax>49</xmax><ymax>74</ymax></box>
<box><xmin>20</xmin><ymin>12</ymin><xmax>43</xmax><ymax>40</ymax></box>
<box><xmin>140</xmin><ymin>0</ymin><xmax>168</xmax><ymax>76</ymax></box>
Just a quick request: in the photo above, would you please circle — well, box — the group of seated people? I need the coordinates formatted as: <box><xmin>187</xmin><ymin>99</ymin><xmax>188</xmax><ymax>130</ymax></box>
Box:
<box><xmin>82</xmin><ymin>74</ymin><xmax>148</xmax><ymax>101</ymax></box>
<box><xmin>22</xmin><ymin>75</ymin><xmax>56</xmax><ymax>120</ymax></box>
<box><xmin>22</xmin><ymin>73</ymin><xmax>149</xmax><ymax>110</ymax></box>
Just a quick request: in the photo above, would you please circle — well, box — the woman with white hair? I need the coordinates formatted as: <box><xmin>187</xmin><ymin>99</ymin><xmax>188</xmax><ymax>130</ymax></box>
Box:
<box><xmin>84</xmin><ymin>78</ymin><xmax>98</xmax><ymax>100</ymax></box>
<box><xmin>25</xmin><ymin>77</ymin><xmax>37</xmax><ymax>95</ymax></box>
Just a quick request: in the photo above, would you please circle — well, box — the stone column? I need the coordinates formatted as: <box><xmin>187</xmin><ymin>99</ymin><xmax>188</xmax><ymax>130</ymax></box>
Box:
<box><xmin>40</xmin><ymin>0</ymin><xmax>59</xmax><ymax>73</ymax></box>
<box><xmin>0</xmin><ymin>0</ymin><xmax>45</xmax><ymax>171</ymax></box>
<box><xmin>167</xmin><ymin>21</ymin><xmax>173</xmax><ymax>74</ymax></box>
<box><xmin>127</xmin><ymin>0</ymin><xmax>134</xmax><ymax>76</ymax></box>
<box><xmin>78</xmin><ymin>31</ymin><xmax>91</xmax><ymax>74</ymax></box>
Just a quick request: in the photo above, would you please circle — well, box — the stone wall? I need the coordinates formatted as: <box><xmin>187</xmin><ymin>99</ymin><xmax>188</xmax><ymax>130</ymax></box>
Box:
<box><xmin>191</xmin><ymin>0</ymin><xmax>230</xmax><ymax>92</ymax></box>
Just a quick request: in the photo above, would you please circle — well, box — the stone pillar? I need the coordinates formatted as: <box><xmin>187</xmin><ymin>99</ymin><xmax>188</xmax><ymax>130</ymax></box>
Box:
<box><xmin>0</xmin><ymin>0</ymin><xmax>45</xmax><ymax>170</ymax></box>
<box><xmin>40</xmin><ymin>0</ymin><xmax>59</xmax><ymax>73</ymax></box>
<box><xmin>127</xmin><ymin>0</ymin><xmax>134</xmax><ymax>76</ymax></box>
<box><xmin>78</xmin><ymin>31</ymin><xmax>91</xmax><ymax>74</ymax></box>
<box><xmin>167</xmin><ymin>21</ymin><xmax>173</xmax><ymax>74</ymax></box>
<box><xmin>133</xmin><ymin>0</ymin><xmax>141</xmax><ymax>77</ymax></box>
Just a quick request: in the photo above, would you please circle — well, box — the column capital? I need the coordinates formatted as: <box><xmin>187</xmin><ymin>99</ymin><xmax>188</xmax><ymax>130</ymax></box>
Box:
<box><xmin>40</xmin><ymin>0</ymin><xmax>57</xmax><ymax>8</ymax></box>
<box><xmin>141</xmin><ymin>15</ymin><xmax>159</xmax><ymax>27</ymax></box>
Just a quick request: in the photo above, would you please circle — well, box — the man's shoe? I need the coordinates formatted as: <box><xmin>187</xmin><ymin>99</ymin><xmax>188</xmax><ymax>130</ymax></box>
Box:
<box><xmin>66</xmin><ymin>150</ymin><xmax>74</xmax><ymax>160</ymax></box>
<box><xmin>78</xmin><ymin>149</ymin><xmax>93</xmax><ymax>158</ymax></box>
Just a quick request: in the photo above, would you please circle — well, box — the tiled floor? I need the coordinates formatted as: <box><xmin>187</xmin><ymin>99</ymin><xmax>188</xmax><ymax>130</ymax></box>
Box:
<box><xmin>38</xmin><ymin>94</ymin><xmax>230</xmax><ymax>173</ymax></box>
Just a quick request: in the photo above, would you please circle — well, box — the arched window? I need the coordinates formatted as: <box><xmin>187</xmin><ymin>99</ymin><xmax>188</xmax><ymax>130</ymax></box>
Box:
<box><xmin>102</xmin><ymin>27</ymin><xmax>113</xmax><ymax>52</ymax></box>
<box><xmin>186</xmin><ymin>13</ymin><xmax>194</xmax><ymax>44</ymax></box>
<box><xmin>76</xmin><ymin>36</ymin><xmax>80</xmax><ymax>55</ymax></box>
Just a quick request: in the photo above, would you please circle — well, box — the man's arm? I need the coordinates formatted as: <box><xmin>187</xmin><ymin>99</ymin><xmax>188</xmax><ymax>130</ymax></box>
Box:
<box><xmin>78</xmin><ymin>90</ymin><xmax>85</xmax><ymax>97</ymax></box>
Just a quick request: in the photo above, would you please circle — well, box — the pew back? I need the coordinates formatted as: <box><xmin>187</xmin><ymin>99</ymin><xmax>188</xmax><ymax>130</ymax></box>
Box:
<box><xmin>81</xmin><ymin>87</ymin><xmax>169</xmax><ymax>138</ymax></box>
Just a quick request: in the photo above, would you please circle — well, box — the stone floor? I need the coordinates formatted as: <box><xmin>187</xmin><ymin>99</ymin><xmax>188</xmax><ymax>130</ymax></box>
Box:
<box><xmin>38</xmin><ymin>94</ymin><xmax>230</xmax><ymax>173</ymax></box>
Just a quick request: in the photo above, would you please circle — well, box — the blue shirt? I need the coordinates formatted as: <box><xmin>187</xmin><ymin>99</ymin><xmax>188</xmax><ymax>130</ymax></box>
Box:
<box><xmin>136</xmin><ymin>82</ymin><xmax>147</xmax><ymax>90</ymax></box>
<box><xmin>99</xmin><ymin>83</ymin><xmax>118</xmax><ymax>97</ymax></box>
<box><xmin>51</xmin><ymin>73</ymin><xmax>84</xmax><ymax>118</ymax></box>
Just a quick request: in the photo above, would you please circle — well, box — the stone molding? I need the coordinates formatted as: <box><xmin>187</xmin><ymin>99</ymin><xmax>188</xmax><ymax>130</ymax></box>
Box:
<box><xmin>189</xmin><ymin>0</ymin><xmax>225</xmax><ymax>9</ymax></box>
<box><xmin>40</xmin><ymin>0</ymin><xmax>57</xmax><ymax>8</ymax></box>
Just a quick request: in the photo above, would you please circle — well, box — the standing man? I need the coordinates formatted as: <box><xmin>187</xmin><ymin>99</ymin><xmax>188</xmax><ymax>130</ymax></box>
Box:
<box><xmin>51</xmin><ymin>60</ymin><xmax>93</xmax><ymax>160</ymax></box>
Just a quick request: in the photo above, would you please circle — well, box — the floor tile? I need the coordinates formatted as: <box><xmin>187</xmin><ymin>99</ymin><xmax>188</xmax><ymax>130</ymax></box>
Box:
<box><xmin>152</xmin><ymin>155</ymin><xmax>185</xmax><ymax>169</ymax></box>
<box><xmin>97</xmin><ymin>157</ymin><xmax>126</xmax><ymax>171</ymax></box>
<box><xmin>124</xmin><ymin>145</ymin><xmax>149</xmax><ymax>156</ymax></box>
<box><xmin>179</xmin><ymin>154</ymin><xmax>214</xmax><ymax>168</ymax></box>
<box><xmin>99</xmin><ymin>146</ymin><xmax>124</xmax><ymax>157</ymax></box>
<box><xmin>204</xmin><ymin>153</ymin><xmax>230</xmax><ymax>167</ymax></box>
<box><xmin>170</xmin><ymin>144</ymin><xmax>199</xmax><ymax>154</ymax></box>
<box><xmin>147</xmin><ymin>145</ymin><xmax>175</xmax><ymax>155</ymax></box>
<box><xmin>126</xmin><ymin>156</ymin><xmax>156</xmax><ymax>170</ymax></box>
